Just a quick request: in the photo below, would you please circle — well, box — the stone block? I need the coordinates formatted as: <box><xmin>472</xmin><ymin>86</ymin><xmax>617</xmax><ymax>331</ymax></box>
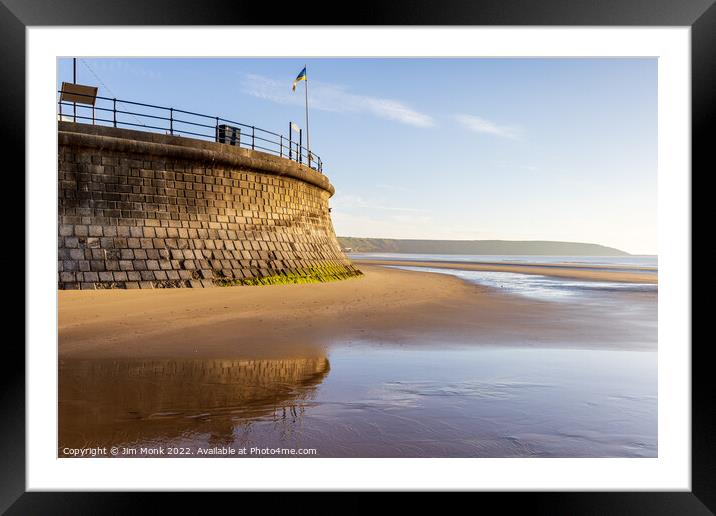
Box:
<box><xmin>83</xmin><ymin>272</ymin><xmax>99</xmax><ymax>282</ymax></box>
<box><xmin>105</xmin><ymin>249</ymin><xmax>120</xmax><ymax>260</ymax></box>
<box><xmin>132</xmin><ymin>260</ymin><xmax>147</xmax><ymax>271</ymax></box>
<box><xmin>62</xmin><ymin>260</ymin><xmax>78</xmax><ymax>272</ymax></box>
<box><xmin>113</xmin><ymin>271</ymin><xmax>128</xmax><ymax>282</ymax></box>
<box><xmin>99</xmin><ymin>272</ymin><xmax>114</xmax><ymax>282</ymax></box>
<box><xmin>90</xmin><ymin>260</ymin><xmax>106</xmax><ymax>272</ymax></box>
<box><xmin>59</xmin><ymin>272</ymin><xmax>75</xmax><ymax>282</ymax></box>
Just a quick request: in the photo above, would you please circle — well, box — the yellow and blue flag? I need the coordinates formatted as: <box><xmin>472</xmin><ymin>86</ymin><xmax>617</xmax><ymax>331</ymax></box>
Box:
<box><xmin>292</xmin><ymin>67</ymin><xmax>307</xmax><ymax>91</ymax></box>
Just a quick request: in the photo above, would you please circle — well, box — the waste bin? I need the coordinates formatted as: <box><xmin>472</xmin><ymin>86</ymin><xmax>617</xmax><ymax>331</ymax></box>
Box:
<box><xmin>216</xmin><ymin>124</ymin><xmax>240</xmax><ymax>146</ymax></box>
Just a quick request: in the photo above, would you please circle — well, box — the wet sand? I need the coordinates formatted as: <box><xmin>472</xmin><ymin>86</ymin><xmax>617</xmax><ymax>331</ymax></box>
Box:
<box><xmin>59</xmin><ymin>356</ymin><xmax>331</xmax><ymax>451</ymax></box>
<box><xmin>352</xmin><ymin>259</ymin><xmax>657</xmax><ymax>283</ymax></box>
<box><xmin>59</xmin><ymin>264</ymin><xmax>655</xmax><ymax>360</ymax></box>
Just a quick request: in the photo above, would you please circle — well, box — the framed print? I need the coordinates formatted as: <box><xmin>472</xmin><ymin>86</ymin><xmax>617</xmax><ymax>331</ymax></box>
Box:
<box><xmin>4</xmin><ymin>0</ymin><xmax>710</xmax><ymax>511</ymax></box>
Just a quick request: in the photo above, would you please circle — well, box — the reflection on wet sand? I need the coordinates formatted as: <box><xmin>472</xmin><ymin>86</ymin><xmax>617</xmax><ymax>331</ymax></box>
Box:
<box><xmin>59</xmin><ymin>357</ymin><xmax>330</xmax><ymax>456</ymax></box>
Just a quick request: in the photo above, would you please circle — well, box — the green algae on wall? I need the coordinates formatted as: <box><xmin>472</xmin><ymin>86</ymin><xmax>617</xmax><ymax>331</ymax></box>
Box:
<box><xmin>213</xmin><ymin>265</ymin><xmax>363</xmax><ymax>287</ymax></box>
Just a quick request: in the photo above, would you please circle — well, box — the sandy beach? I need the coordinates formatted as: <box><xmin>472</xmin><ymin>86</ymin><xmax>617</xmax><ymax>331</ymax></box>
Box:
<box><xmin>59</xmin><ymin>264</ymin><xmax>656</xmax><ymax>360</ymax></box>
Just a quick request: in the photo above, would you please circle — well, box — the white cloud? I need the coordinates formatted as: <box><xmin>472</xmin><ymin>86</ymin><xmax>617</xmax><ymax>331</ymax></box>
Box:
<box><xmin>454</xmin><ymin>113</ymin><xmax>520</xmax><ymax>139</ymax></box>
<box><xmin>241</xmin><ymin>74</ymin><xmax>434</xmax><ymax>128</ymax></box>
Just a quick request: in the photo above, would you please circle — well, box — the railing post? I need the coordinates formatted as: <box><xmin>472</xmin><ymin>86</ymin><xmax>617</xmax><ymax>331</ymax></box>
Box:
<box><xmin>169</xmin><ymin>108</ymin><xmax>174</xmax><ymax>135</ymax></box>
<box><xmin>113</xmin><ymin>98</ymin><xmax>117</xmax><ymax>128</ymax></box>
<box><xmin>288</xmin><ymin>123</ymin><xmax>292</xmax><ymax>160</ymax></box>
<box><xmin>280</xmin><ymin>135</ymin><xmax>283</xmax><ymax>158</ymax></box>
<box><xmin>215</xmin><ymin>117</ymin><xmax>219</xmax><ymax>142</ymax></box>
<box><xmin>299</xmin><ymin>129</ymin><xmax>303</xmax><ymax>164</ymax></box>
<box><xmin>251</xmin><ymin>126</ymin><xmax>255</xmax><ymax>150</ymax></box>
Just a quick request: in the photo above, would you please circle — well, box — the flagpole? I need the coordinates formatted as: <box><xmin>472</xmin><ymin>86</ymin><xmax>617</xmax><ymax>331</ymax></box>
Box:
<box><xmin>304</xmin><ymin>64</ymin><xmax>310</xmax><ymax>165</ymax></box>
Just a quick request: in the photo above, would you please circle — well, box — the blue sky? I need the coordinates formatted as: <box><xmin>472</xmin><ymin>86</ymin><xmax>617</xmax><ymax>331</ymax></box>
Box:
<box><xmin>58</xmin><ymin>58</ymin><xmax>657</xmax><ymax>254</ymax></box>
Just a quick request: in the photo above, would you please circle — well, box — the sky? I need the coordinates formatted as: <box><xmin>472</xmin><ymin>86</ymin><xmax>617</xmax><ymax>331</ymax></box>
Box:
<box><xmin>58</xmin><ymin>58</ymin><xmax>657</xmax><ymax>254</ymax></box>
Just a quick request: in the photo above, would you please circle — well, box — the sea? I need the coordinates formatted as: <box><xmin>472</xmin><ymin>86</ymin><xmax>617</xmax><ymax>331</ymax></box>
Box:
<box><xmin>348</xmin><ymin>252</ymin><xmax>657</xmax><ymax>268</ymax></box>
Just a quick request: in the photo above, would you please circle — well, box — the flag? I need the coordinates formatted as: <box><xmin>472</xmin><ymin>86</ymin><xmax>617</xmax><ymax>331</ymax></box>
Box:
<box><xmin>290</xmin><ymin>122</ymin><xmax>300</xmax><ymax>133</ymax></box>
<box><xmin>292</xmin><ymin>67</ymin><xmax>307</xmax><ymax>91</ymax></box>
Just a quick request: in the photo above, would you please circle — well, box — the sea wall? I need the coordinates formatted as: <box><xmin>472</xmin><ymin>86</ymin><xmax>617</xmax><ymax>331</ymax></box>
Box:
<box><xmin>57</xmin><ymin>122</ymin><xmax>360</xmax><ymax>289</ymax></box>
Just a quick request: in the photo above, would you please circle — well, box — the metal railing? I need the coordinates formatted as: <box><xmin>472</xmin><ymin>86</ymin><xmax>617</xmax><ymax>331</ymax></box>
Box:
<box><xmin>57</xmin><ymin>91</ymin><xmax>323</xmax><ymax>173</ymax></box>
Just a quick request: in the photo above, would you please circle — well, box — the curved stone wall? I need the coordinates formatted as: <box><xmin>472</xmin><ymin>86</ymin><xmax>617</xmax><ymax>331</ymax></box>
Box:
<box><xmin>57</xmin><ymin>122</ymin><xmax>360</xmax><ymax>289</ymax></box>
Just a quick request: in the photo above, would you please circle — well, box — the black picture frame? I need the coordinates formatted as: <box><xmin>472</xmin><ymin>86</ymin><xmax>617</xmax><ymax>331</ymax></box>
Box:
<box><xmin>3</xmin><ymin>0</ymin><xmax>709</xmax><ymax>512</ymax></box>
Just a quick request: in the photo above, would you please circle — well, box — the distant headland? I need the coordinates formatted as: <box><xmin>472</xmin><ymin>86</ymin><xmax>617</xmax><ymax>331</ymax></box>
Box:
<box><xmin>337</xmin><ymin>237</ymin><xmax>629</xmax><ymax>256</ymax></box>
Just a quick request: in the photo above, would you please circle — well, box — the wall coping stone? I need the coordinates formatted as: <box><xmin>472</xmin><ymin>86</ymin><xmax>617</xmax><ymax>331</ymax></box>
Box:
<box><xmin>58</xmin><ymin>121</ymin><xmax>335</xmax><ymax>196</ymax></box>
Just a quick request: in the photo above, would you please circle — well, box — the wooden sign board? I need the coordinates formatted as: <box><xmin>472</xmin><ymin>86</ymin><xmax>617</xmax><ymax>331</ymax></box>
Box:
<box><xmin>60</xmin><ymin>82</ymin><xmax>98</xmax><ymax>106</ymax></box>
